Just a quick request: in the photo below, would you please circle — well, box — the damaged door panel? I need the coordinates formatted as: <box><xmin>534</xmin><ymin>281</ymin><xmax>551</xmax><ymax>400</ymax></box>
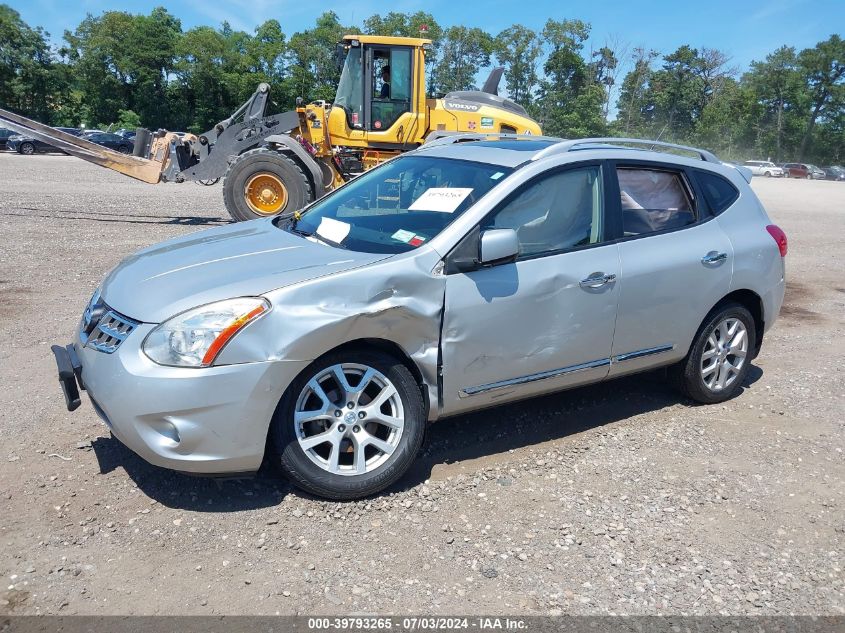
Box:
<box><xmin>440</xmin><ymin>244</ymin><xmax>620</xmax><ymax>415</ymax></box>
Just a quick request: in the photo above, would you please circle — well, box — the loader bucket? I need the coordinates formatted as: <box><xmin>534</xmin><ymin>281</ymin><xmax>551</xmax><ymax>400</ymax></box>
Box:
<box><xmin>0</xmin><ymin>108</ymin><xmax>165</xmax><ymax>184</ymax></box>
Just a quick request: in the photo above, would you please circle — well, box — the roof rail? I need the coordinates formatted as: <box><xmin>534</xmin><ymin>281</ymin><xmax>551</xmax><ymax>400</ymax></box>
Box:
<box><xmin>532</xmin><ymin>137</ymin><xmax>721</xmax><ymax>164</ymax></box>
<box><xmin>422</xmin><ymin>131</ymin><xmax>561</xmax><ymax>149</ymax></box>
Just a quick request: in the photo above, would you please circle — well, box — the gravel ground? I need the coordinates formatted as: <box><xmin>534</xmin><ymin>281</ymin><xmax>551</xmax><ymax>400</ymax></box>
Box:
<box><xmin>0</xmin><ymin>153</ymin><xmax>842</xmax><ymax>616</ymax></box>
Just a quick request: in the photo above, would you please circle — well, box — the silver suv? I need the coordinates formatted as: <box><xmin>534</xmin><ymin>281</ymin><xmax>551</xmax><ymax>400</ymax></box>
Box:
<box><xmin>52</xmin><ymin>136</ymin><xmax>787</xmax><ymax>500</ymax></box>
<box><xmin>743</xmin><ymin>160</ymin><xmax>783</xmax><ymax>178</ymax></box>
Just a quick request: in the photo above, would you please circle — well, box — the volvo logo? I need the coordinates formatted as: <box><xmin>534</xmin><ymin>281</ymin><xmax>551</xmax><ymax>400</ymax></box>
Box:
<box><xmin>344</xmin><ymin>412</ymin><xmax>356</xmax><ymax>424</ymax></box>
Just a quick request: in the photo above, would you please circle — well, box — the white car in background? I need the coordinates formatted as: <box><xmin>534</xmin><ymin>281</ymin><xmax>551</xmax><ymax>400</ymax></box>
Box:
<box><xmin>743</xmin><ymin>160</ymin><xmax>783</xmax><ymax>178</ymax></box>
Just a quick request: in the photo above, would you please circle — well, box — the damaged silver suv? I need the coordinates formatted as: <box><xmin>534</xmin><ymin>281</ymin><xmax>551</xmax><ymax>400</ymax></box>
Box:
<box><xmin>52</xmin><ymin>136</ymin><xmax>787</xmax><ymax>500</ymax></box>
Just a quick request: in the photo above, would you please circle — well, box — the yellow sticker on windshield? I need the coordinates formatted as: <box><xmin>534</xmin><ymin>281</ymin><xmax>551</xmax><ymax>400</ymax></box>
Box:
<box><xmin>408</xmin><ymin>188</ymin><xmax>473</xmax><ymax>213</ymax></box>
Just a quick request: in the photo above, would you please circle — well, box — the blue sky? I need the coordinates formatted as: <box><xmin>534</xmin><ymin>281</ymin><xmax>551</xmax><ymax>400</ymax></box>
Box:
<box><xmin>8</xmin><ymin>0</ymin><xmax>843</xmax><ymax>73</ymax></box>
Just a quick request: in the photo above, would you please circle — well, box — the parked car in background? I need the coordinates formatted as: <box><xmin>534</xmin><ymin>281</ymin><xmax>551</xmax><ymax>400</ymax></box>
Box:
<box><xmin>807</xmin><ymin>164</ymin><xmax>826</xmax><ymax>180</ymax></box>
<box><xmin>80</xmin><ymin>131</ymin><xmax>134</xmax><ymax>154</ymax></box>
<box><xmin>52</xmin><ymin>136</ymin><xmax>787</xmax><ymax>500</ymax></box>
<box><xmin>823</xmin><ymin>166</ymin><xmax>845</xmax><ymax>181</ymax></box>
<box><xmin>743</xmin><ymin>160</ymin><xmax>783</xmax><ymax>177</ymax></box>
<box><xmin>0</xmin><ymin>127</ymin><xmax>15</xmax><ymax>150</ymax></box>
<box><xmin>782</xmin><ymin>163</ymin><xmax>811</xmax><ymax>178</ymax></box>
<box><xmin>115</xmin><ymin>128</ymin><xmax>137</xmax><ymax>141</ymax></box>
<box><xmin>6</xmin><ymin>126</ymin><xmax>82</xmax><ymax>154</ymax></box>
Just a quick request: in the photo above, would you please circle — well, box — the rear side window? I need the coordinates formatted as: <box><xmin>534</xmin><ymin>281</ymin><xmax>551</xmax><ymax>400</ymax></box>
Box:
<box><xmin>695</xmin><ymin>171</ymin><xmax>739</xmax><ymax>215</ymax></box>
<box><xmin>616</xmin><ymin>167</ymin><xmax>695</xmax><ymax>236</ymax></box>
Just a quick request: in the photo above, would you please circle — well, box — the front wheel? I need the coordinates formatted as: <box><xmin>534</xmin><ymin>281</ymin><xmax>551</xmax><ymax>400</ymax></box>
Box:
<box><xmin>117</xmin><ymin>145</ymin><xmax>130</xmax><ymax>155</ymax></box>
<box><xmin>669</xmin><ymin>302</ymin><xmax>756</xmax><ymax>404</ymax></box>
<box><xmin>764</xmin><ymin>171</ymin><xmax>771</xmax><ymax>177</ymax></box>
<box><xmin>272</xmin><ymin>351</ymin><xmax>426</xmax><ymax>500</ymax></box>
<box><xmin>223</xmin><ymin>148</ymin><xmax>313</xmax><ymax>222</ymax></box>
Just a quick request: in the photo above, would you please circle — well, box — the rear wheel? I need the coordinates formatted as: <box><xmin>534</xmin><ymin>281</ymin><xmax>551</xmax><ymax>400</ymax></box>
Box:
<box><xmin>223</xmin><ymin>148</ymin><xmax>313</xmax><ymax>222</ymax></box>
<box><xmin>272</xmin><ymin>351</ymin><xmax>426</xmax><ymax>500</ymax></box>
<box><xmin>669</xmin><ymin>302</ymin><xmax>756</xmax><ymax>404</ymax></box>
<box><xmin>20</xmin><ymin>142</ymin><xmax>34</xmax><ymax>155</ymax></box>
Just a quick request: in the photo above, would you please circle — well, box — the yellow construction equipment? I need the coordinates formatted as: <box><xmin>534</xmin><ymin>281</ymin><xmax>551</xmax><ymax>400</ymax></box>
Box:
<box><xmin>0</xmin><ymin>35</ymin><xmax>542</xmax><ymax>222</ymax></box>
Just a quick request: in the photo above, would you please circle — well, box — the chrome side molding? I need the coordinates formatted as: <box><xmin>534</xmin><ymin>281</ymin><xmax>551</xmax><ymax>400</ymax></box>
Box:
<box><xmin>459</xmin><ymin>344</ymin><xmax>675</xmax><ymax>397</ymax></box>
<box><xmin>459</xmin><ymin>358</ymin><xmax>611</xmax><ymax>397</ymax></box>
<box><xmin>613</xmin><ymin>344</ymin><xmax>675</xmax><ymax>363</ymax></box>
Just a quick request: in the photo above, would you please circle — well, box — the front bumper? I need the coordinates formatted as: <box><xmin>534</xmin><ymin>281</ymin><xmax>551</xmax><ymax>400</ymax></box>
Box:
<box><xmin>52</xmin><ymin>325</ymin><xmax>309</xmax><ymax>474</ymax></box>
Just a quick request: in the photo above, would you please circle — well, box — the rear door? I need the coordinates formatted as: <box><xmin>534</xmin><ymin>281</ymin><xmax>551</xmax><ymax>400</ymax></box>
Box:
<box><xmin>607</xmin><ymin>160</ymin><xmax>734</xmax><ymax>377</ymax></box>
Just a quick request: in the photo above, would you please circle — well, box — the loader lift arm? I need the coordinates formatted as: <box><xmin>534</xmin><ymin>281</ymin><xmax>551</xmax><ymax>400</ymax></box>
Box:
<box><xmin>0</xmin><ymin>83</ymin><xmax>302</xmax><ymax>186</ymax></box>
<box><xmin>0</xmin><ymin>107</ymin><xmax>165</xmax><ymax>183</ymax></box>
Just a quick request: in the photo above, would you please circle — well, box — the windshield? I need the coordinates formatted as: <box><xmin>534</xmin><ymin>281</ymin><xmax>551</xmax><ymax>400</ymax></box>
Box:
<box><xmin>279</xmin><ymin>155</ymin><xmax>512</xmax><ymax>254</ymax></box>
<box><xmin>334</xmin><ymin>46</ymin><xmax>364</xmax><ymax>127</ymax></box>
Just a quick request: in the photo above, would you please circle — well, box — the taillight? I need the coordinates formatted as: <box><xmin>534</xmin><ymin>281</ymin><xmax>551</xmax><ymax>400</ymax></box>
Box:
<box><xmin>766</xmin><ymin>224</ymin><xmax>788</xmax><ymax>257</ymax></box>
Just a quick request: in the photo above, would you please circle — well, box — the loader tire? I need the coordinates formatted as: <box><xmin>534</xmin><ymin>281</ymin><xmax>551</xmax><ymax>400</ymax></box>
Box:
<box><xmin>223</xmin><ymin>148</ymin><xmax>313</xmax><ymax>222</ymax></box>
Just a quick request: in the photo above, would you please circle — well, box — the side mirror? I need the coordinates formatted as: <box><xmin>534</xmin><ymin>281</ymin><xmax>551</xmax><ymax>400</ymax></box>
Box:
<box><xmin>479</xmin><ymin>229</ymin><xmax>519</xmax><ymax>266</ymax></box>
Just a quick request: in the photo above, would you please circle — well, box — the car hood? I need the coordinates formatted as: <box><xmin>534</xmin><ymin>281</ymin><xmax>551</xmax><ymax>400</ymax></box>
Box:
<box><xmin>100</xmin><ymin>218</ymin><xmax>391</xmax><ymax>323</ymax></box>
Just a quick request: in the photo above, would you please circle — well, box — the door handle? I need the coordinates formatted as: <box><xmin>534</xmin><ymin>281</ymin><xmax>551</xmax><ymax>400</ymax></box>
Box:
<box><xmin>580</xmin><ymin>272</ymin><xmax>616</xmax><ymax>288</ymax></box>
<box><xmin>701</xmin><ymin>251</ymin><xmax>728</xmax><ymax>264</ymax></box>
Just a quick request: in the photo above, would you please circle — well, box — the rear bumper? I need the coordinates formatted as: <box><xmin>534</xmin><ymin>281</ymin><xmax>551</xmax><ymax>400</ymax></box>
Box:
<box><xmin>54</xmin><ymin>326</ymin><xmax>309</xmax><ymax>474</ymax></box>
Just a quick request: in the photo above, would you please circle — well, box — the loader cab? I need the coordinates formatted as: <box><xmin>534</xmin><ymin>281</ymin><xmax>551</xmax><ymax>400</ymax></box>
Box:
<box><xmin>332</xmin><ymin>35</ymin><xmax>429</xmax><ymax>149</ymax></box>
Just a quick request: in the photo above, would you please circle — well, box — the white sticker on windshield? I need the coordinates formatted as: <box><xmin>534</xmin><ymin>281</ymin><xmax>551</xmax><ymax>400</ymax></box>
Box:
<box><xmin>408</xmin><ymin>188</ymin><xmax>473</xmax><ymax>213</ymax></box>
<box><xmin>392</xmin><ymin>229</ymin><xmax>416</xmax><ymax>243</ymax></box>
<box><xmin>490</xmin><ymin>172</ymin><xmax>504</xmax><ymax>180</ymax></box>
<box><xmin>316</xmin><ymin>217</ymin><xmax>351</xmax><ymax>243</ymax></box>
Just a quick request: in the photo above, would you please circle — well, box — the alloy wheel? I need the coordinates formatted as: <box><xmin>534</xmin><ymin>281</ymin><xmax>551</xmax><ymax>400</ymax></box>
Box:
<box><xmin>294</xmin><ymin>363</ymin><xmax>405</xmax><ymax>476</ymax></box>
<box><xmin>21</xmin><ymin>143</ymin><xmax>34</xmax><ymax>155</ymax></box>
<box><xmin>700</xmin><ymin>317</ymin><xmax>748</xmax><ymax>392</ymax></box>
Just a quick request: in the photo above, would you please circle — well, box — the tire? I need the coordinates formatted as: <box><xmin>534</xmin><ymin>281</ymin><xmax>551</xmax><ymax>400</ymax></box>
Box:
<box><xmin>20</xmin><ymin>142</ymin><xmax>35</xmax><ymax>155</ymax></box>
<box><xmin>117</xmin><ymin>145</ymin><xmax>130</xmax><ymax>154</ymax></box>
<box><xmin>668</xmin><ymin>302</ymin><xmax>756</xmax><ymax>404</ymax></box>
<box><xmin>223</xmin><ymin>147</ymin><xmax>313</xmax><ymax>222</ymax></box>
<box><xmin>272</xmin><ymin>350</ymin><xmax>426</xmax><ymax>500</ymax></box>
<box><xmin>764</xmin><ymin>171</ymin><xmax>771</xmax><ymax>177</ymax></box>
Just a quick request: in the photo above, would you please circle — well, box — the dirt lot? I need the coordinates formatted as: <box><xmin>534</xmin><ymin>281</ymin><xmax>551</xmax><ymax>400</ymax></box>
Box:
<box><xmin>0</xmin><ymin>153</ymin><xmax>842</xmax><ymax>616</ymax></box>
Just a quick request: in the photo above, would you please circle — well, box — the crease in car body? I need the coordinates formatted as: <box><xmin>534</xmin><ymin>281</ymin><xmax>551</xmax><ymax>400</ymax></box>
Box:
<box><xmin>52</xmin><ymin>135</ymin><xmax>787</xmax><ymax>500</ymax></box>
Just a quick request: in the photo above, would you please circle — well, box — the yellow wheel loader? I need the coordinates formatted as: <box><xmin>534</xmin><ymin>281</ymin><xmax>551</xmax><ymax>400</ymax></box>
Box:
<box><xmin>0</xmin><ymin>35</ymin><xmax>541</xmax><ymax>222</ymax></box>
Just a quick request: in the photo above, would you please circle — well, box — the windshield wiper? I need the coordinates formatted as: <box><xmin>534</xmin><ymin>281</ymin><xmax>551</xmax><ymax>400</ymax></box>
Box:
<box><xmin>286</xmin><ymin>223</ymin><xmax>347</xmax><ymax>250</ymax></box>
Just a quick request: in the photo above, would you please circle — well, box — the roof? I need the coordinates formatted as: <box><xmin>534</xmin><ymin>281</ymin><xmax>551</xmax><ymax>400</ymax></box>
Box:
<box><xmin>414</xmin><ymin>135</ymin><xmax>752</xmax><ymax>182</ymax></box>
<box><xmin>341</xmin><ymin>34</ymin><xmax>432</xmax><ymax>47</ymax></box>
<box><xmin>416</xmin><ymin>139</ymin><xmax>560</xmax><ymax>168</ymax></box>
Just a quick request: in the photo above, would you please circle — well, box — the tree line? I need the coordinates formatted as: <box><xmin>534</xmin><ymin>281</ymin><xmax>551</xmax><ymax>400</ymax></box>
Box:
<box><xmin>1</xmin><ymin>4</ymin><xmax>843</xmax><ymax>163</ymax></box>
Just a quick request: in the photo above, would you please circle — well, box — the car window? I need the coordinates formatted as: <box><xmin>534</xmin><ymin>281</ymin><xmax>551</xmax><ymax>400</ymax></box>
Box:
<box><xmin>616</xmin><ymin>167</ymin><xmax>695</xmax><ymax>236</ymax></box>
<box><xmin>481</xmin><ymin>166</ymin><xmax>604</xmax><ymax>258</ymax></box>
<box><xmin>285</xmin><ymin>155</ymin><xmax>512</xmax><ymax>254</ymax></box>
<box><xmin>694</xmin><ymin>171</ymin><xmax>739</xmax><ymax>215</ymax></box>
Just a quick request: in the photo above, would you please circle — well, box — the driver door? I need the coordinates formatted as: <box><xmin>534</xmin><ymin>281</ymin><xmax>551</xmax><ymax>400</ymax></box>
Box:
<box><xmin>440</xmin><ymin>163</ymin><xmax>621</xmax><ymax>415</ymax></box>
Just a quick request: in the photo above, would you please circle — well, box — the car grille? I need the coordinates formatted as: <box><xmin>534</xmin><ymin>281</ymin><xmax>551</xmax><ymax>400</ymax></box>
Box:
<box><xmin>82</xmin><ymin>307</ymin><xmax>140</xmax><ymax>354</ymax></box>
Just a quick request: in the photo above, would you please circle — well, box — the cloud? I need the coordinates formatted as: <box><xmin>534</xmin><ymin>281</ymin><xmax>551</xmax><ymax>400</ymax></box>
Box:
<box><xmin>183</xmin><ymin>0</ymin><xmax>252</xmax><ymax>31</ymax></box>
<box><xmin>749</xmin><ymin>0</ymin><xmax>808</xmax><ymax>21</ymax></box>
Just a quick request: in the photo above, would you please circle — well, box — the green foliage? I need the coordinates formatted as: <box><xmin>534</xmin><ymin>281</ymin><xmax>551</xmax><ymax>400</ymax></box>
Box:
<box><xmin>116</xmin><ymin>108</ymin><xmax>142</xmax><ymax>130</ymax></box>
<box><xmin>0</xmin><ymin>4</ymin><xmax>841</xmax><ymax>164</ymax></box>
<box><xmin>533</xmin><ymin>19</ymin><xmax>606</xmax><ymax>137</ymax></box>
<box><xmin>0</xmin><ymin>4</ymin><xmax>69</xmax><ymax>122</ymax></box>
<box><xmin>431</xmin><ymin>26</ymin><xmax>494</xmax><ymax>93</ymax></box>
<box><xmin>494</xmin><ymin>25</ymin><xmax>543</xmax><ymax>107</ymax></box>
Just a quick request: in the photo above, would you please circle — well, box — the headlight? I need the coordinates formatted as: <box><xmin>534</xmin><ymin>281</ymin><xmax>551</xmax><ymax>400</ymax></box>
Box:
<box><xmin>142</xmin><ymin>297</ymin><xmax>270</xmax><ymax>367</ymax></box>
